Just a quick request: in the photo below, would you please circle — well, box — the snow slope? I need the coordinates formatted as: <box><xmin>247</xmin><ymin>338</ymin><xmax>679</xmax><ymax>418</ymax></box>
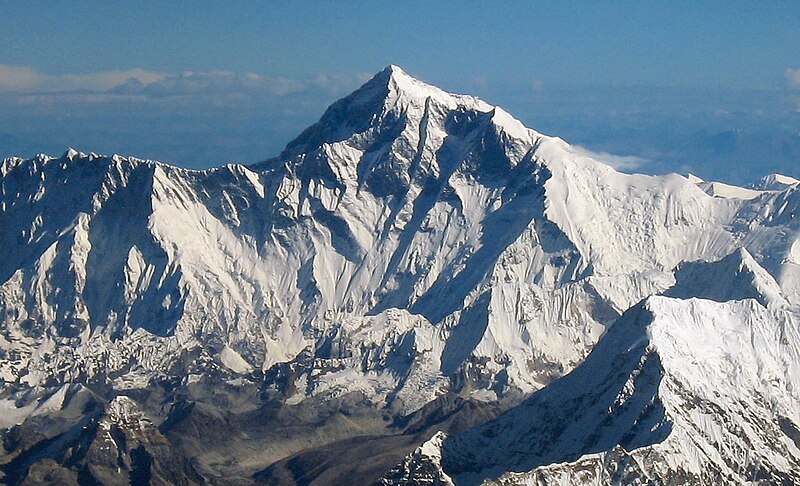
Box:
<box><xmin>389</xmin><ymin>297</ymin><xmax>800</xmax><ymax>485</ymax></box>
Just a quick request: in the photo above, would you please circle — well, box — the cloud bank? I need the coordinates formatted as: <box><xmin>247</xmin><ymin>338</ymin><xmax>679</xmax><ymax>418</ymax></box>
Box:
<box><xmin>571</xmin><ymin>145</ymin><xmax>649</xmax><ymax>171</ymax></box>
<box><xmin>0</xmin><ymin>64</ymin><xmax>371</xmax><ymax>103</ymax></box>
<box><xmin>787</xmin><ymin>68</ymin><xmax>800</xmax><ymax>89</ymax></box>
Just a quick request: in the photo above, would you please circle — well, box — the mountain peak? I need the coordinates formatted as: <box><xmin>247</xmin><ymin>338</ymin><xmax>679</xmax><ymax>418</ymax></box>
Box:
<box><xmin>63</xmin><ymin>147</ymin><xmax>81</xmax><ymax>160</ymax></box>
<box><xmin>373</xmin><ymin>66</ymin><xmax>534</xmax><ymax>144</ymax></box>
<box><xmin>665</xmin><ymin>247</ymin><xmax>787</xmax><ymax>309</ymax></box>
<box><xmin>367</xmin><ymin>64</ymin><xmax>492</xmax><ymax>113</ymax></box>
<box><xmin>377</xmin><ymin>64</ymin><xmax>434</xmax><ymax>96</ymax></box>
<box><xmin>755</xmin><ymin>173</ymin><xmax>800</xmax><ymax>191</ymax></box>
<box><xmin>379</xmin><ymin>64</ymin><xmax>410</xmax><ymax>81</ymax></box>
<box><xmin>274</xmin><ymin>65</ymin><xmax>513</xmax><ymax>163</ymax></box>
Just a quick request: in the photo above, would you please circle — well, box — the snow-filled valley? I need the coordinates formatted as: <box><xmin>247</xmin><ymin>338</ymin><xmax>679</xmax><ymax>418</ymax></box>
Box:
<box><xmin>1</xmin><ymin>66</ymin><xmax>799</xmax><ymax>485</ymax></box>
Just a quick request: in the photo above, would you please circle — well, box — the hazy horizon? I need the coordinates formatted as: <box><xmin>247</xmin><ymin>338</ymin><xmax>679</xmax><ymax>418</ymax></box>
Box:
<box><xmin>2</xmin><ymin>2</ymin><xmax>799</xmax><ymax>184</ymax></box>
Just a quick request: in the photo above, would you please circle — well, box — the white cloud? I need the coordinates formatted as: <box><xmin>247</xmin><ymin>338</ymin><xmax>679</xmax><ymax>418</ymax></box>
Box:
<box><xmin>0</xmin><ymin>64</ymin><xmax>369</xmax><ymax>102</ymax></box>
<box><xmin>571</xmin><ymin>145</ymin><xmax>649</xmax><ymax>171</ymax></box>
<box><xmin>0</xmin><ymin>64</ymin><xmax>167</xmax><ymax>92</ymax></box>
<box><xmin>787</xmin><ymin>68</ymin><xmax>800</xmax><ymax>88</ymax></box>
<box><xmin>467</xmin><ymin>76</ymin><xmax>489</xmax><ymax>90</ymax></box>
<box><xmin>60</xmin><ymin>68</ymin><xmax>168</xmax><ymax>91</ymax></box>
<box><xmin>0</xmin><ymin>65</ymin><xmax>45</xmax><ymax>91</ymax></box>
<box><xmin>121</xmin><ymin>70</ymin><xmax>308</xmax><ymax>98</ymax></box>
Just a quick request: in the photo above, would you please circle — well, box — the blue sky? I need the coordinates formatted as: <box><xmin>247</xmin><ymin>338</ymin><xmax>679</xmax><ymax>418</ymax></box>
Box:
<box><xmin>1</xmin><ymin>2</ymin><xmax>799</xmax><ymax>183</ymax></box>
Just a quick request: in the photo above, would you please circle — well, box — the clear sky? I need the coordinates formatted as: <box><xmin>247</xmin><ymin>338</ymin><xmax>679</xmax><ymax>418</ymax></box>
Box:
<box><xmin>3</xmin><ymin>1</ymin><xmax>799</xmax><ymax>88</ymax></box>
<box><xmin>1</xmin><ymin>2</ymin><xmax>799</xmax><ymax>183</ymax></box>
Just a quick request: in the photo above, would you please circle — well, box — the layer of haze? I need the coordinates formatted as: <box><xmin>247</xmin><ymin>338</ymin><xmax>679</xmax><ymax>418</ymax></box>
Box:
<box><xmin>1</xmin><ymin>1</ymin><xmax>799</xmax><ymax>184</ymax></box>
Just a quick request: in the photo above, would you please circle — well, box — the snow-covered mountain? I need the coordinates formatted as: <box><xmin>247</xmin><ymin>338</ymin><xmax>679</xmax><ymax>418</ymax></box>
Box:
<box><xmin>385</xmin><ymin>297</ymin><xmax>800</xmax><ymax>485</ymax></box>
<box><xmin>1</xmin><ymin>65</ymin><xmax>799</xmax><ymax>484</ymax></box>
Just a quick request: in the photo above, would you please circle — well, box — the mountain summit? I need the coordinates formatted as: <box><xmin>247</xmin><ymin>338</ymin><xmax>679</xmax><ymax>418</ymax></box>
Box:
<box><xmin>266</xmin><ymin>64</ymin><xmax>534</xmax><ymax>199</ymax></box>
<box><xmin>1</xmin><ymin>66</ymin><xmax>799</xmax><ymax>484</ymax></box>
